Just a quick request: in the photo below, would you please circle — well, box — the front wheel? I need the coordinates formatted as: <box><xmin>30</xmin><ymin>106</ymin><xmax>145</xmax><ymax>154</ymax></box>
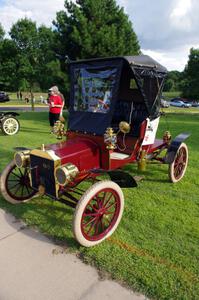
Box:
<box><xmin>1</xmin><ymin>117</ymin><xmax>20</xmax><ymax>135</ymax></box>
<box><xmin>0</xmin><ymin>160</ymin><xmax>37</xmax><ymax>204</ymax></box>
<box><xmin>168</xmin><ymin>143</ymin><xmax>188</xmax><ymax>183</ymax></box>
<box><xmin>73</xmin><ymin>180</ymin><xmax>124</xmax><ymax>247</ymax></box>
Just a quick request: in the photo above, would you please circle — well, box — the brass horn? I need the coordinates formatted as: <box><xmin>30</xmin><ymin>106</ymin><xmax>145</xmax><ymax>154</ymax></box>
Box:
<box><xmin>119</xmin><ymin>121</ymin><xmax>131</xmax><ymax>134</ymax></box>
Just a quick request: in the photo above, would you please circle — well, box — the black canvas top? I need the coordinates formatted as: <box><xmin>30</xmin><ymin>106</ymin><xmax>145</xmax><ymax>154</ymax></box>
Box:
<box><xmin>124</xmin><ymin>55</ymin><xmax>167</xmax><ymax>73</ymax></box>
<box><xmin>70</xmin><ymin>55</ymin><xmax>167</xmax><ymax>74</ymax></box>
<box><xmin>68</xmin><ymin>56</ymin><xmax>167</xmax><ymax>135</ymax></box>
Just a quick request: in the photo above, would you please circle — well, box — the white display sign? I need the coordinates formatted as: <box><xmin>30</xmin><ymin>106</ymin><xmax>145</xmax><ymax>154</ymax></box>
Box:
<box><xmin>142</xmin><ymin>117</ymin><xmax>160</xmax><ymax>146</ymax></box>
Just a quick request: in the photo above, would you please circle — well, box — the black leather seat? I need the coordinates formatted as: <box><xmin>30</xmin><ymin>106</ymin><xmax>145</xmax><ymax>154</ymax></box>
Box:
<box><xmin>112</xmin><ymin>101</ymin><xmax>148</xmax><ymax>136</ymax></box>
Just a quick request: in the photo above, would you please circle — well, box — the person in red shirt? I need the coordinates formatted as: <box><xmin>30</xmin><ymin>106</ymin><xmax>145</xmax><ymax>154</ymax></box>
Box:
<box><xmin>48</xmin><ymin>86</ymin><xmax>63</xmax><ymax>132</ymax></box>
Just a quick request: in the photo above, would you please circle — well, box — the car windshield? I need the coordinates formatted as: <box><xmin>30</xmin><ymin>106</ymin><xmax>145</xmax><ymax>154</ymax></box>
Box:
<box><xmin>73</xmin><ymin>67</ymin><xmax>117</xmax><ymax>114</ymax></box>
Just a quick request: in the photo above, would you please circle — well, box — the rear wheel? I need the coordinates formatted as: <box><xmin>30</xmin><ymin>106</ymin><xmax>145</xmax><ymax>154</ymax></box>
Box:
<box><xmin>0</xmin><ymin>160</ymin><xmax>37</xmax><ymax>204</ymax></box>
<box><xmin>1</xmin><ymin>117</ymin><xmax>20</xmax><ymax>135</ymax></box>
<box><xmin>73</xmin><ymin>180</ymin><xmax>124</xmax><ymax>247</ymax></box>
<box><xmin>169</xmin><ymin>143</ymin><xmax>188</xmax><ymax>183</ymax></box>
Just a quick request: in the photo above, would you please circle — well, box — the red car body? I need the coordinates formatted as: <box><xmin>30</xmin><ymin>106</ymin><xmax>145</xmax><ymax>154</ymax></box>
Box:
<box><xmin>0</xmin><ymin>56</ymin><xmax>190</xmax><ymax>247</ymax></box>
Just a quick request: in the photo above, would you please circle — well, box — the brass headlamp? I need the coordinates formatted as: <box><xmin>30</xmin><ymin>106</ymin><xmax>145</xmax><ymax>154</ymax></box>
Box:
<box><xmin>55</xmin><ymin>163</ymin><xmax>79</xmax><ymax>186</ymax></box>
<box><xmin>14</xmin><ymin>150</ymin><xmax>30</xmax><ymax>168</ymax></box>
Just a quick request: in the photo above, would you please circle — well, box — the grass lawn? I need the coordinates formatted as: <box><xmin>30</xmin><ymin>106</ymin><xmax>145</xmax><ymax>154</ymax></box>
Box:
<box><xmin>0</xmin><ymin>110</ymin><xmax>199</xmax><ymax>299</ymax></box>
<box><xmin>0</xmin><ymin>92</ymin><xmax>48</xmax><ymax>106</ymax></box>
<box><xmin>163</xmin><ymin>91</ymin><xmax>180</xmax><ymax>100</ymax></box>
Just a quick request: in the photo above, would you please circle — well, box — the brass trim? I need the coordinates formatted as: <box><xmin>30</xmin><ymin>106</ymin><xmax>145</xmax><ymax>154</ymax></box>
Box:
<box><xmin>30</xmin><ymin>149</ymin><xmax>60</xmax><ymax>161</ymax></box>
<box><xmin>29</xmin><ymin>149</ymin><xmax>61</xmax><ymax>198</ymax></box>
<box><xmin>119</xmin><ymin>121</ymin><xmax>130</xmax><ymax>134</ymax></box>
<box><xmin>14</xmin><ymin>150</ymin><xmax>30</xmax><ymax>168</ymax></box>
<box><xmin>54</xmin><ymin>163</ymin><xmax>79</xmax><ymax>187</ymax></box>
<box><xmin>38</xmin><ymin>185</ymin><xmax>45</xmax><ymax>196</ymax></box>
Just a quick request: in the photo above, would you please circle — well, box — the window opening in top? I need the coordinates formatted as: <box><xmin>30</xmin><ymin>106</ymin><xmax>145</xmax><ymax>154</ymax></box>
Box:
<box><xmin>130</xmin><ymin>79</ymin><xmax>138</xmax><ymax>89</ymax></box>
<box><xmin>73</xmin><ymin>67</ymin><xmax>117</xmax><ymax>113</ymax></box>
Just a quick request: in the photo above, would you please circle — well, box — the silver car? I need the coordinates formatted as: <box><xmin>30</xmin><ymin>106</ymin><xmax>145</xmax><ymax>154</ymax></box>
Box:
<box><xmin>170</xmin><ymin>99</ymin><xmax>191</xmax><ymax>108</ymax></box>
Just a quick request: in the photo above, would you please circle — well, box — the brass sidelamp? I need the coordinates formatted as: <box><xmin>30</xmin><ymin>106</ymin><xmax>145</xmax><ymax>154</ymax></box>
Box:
<box><xmin>104</xmin><ymin>127</ymin><xmax>117</xmax><ymax>150</ymax></box>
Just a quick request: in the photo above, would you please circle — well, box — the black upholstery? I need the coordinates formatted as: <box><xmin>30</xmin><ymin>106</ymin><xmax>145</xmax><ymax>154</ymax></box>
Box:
<box><xmin>112</xmin><ymin>101</ymin><xmax>148</xmax><ymax>136</ymax></box>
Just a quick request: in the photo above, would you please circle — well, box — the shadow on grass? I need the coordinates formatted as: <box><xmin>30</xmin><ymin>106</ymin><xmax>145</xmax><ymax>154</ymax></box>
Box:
<box><xmin>123</xmin><ymin>161</ymin><xmax>169</xmax><ymax>180</ymax></box>
<box><xmin>18</xmin><ymin>111</ymin><xmax>68</xmax><ymax>125</ymax></box>
<box><xmin>20</xmin><ymin>127</ymin><xmax>50</xmax><ymax>134</ymax></box>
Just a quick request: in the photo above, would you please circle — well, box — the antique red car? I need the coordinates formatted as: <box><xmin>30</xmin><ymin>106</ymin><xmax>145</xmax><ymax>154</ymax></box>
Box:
<box><xmin>0</xmin><ymin>56</ymin><xmax>189</xmax><ymax>247</ymax></box>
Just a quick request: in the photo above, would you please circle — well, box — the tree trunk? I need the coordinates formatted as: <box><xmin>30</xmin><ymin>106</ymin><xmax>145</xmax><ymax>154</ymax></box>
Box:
<box><xmin>30</xmin><ymin>88</ymin><xmax>34</xmax><ymax>112</ymax></box>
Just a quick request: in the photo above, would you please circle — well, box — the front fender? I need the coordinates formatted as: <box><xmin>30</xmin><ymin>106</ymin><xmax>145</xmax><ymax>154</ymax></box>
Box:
<box><xmin>164</xmin><ymin>132</ymin><xmax>190</xmax><ymax>164</ymax></box>
<box><xmin>0</xmin><ymin>112</ymin><xmax>20</xmax><ymax>118</ymax></box>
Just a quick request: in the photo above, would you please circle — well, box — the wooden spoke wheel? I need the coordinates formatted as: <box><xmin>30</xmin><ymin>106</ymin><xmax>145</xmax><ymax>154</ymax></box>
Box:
<box><xmin>1</xmin><ymin>117</ymin><xmax>20</xmax><ymax>135</ymax></box>
<box><xmin>73</xmin><ymin>180</ymin><xmax>124</xmax><ymax>247</ymax></box>
<box><xmin>0</xmin><ymin>160</ymin><xmax>37</xmax><ymax>204</ymax></box>
<box><xmin>169</xmin><ymin>143</ymin><xmax>188</xmax><ymax>183</ymax></box>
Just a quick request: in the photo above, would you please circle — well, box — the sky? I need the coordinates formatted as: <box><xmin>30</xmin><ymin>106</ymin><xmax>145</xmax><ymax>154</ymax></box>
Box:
<box><xmin>0</xmin><ymin>0</ymin><xmax>198</xmax><ymax>71</ymax></box>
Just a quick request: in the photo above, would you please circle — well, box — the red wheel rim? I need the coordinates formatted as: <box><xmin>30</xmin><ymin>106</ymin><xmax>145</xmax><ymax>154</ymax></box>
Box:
<box><xmin>81</xmin><ymin>188</ymin><xmax>121</xmax><ymax>241</ymax></box>
<box><xmin>173</xmin><ymin>147</ymin><xmax>187</xmax><ymax>180</ymax></box>
<box><xmin>5</xmin><ymin>165</ymin><xmax>36</xmax><ymax>201</ymax></box>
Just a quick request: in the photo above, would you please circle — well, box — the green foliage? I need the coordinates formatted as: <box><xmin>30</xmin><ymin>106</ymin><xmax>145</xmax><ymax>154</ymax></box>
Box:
<box><xmin>0</xmin><ymin>23</ymin><xmax>5</xmax><ymax>41</ymax></box>
<box><xmin>10</xmin><ymin>19</ymin><xmax>52</xmax><ymax>90</ymax></box>
<box><xmin>163</xmin><ymin>70</ymin><xmax>183</xmax><ymax>92</ymax></box>
<box><xmin>181</xmin><ymin>48</ymin><xmax>199</xmax><ymax>99</ymax></box>
<box><xmin>0</xmin><ymin>39</ymin><xmax>19</xmax><ymax>90</ymax></box>
<box><xmin>163</xmin><ymin>91</ymin><xmax>180</xmax><ymax>100</ymax></box>
<box><xmin>53</xmin><ymin>0</ymin><xmax>140</xmax><ymax>59</ymax></box>
<box><xmin>0</xmin><ymin>19</ymin><xmax>67</xmax><ymax>95</ymax></box>
<box><xmin>163</xmin><ymin>78</ymin><xmax>174</xmax><ymax>92</ymax></box>
<box><xmin>0</xmin><ymin>1</ymin><xmax>140</xmax><ymax>97</ymax></box>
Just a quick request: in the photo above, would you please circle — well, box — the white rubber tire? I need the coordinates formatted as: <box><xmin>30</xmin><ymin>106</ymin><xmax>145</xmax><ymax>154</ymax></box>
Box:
<box><xmin>0</xmin><ymin>160</ymin><xmax>37</xmax><ymax>204</ymax></box>
<box><xmin>1</xmin><ymin>117</ymin><xmax>20</xmax><ymax>135</ymax></box>
<box><xmin>73</xmin><ymin>180</ymin><xmax>124</xmax><ymax>247</ymax></box>
<box><xmin>169</xmin><ymin>143</ymin><xmax>188</xmax><ymax>183</ymax></box>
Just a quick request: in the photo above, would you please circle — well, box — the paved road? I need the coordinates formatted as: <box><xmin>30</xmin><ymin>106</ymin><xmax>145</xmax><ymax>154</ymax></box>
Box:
<box><xmin>0</xmin><ymin>209</ymin><xmax>147</xmax><ymax>300</ymax></box>
<box><xmin>0</xmin><ymin>106</ymin><xmax>48</xmax><ymax>112</ymax></box>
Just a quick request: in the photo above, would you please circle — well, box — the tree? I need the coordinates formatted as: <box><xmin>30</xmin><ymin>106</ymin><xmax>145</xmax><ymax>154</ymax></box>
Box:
<box><xmin>0</xmin><ymin>23</ymin><xmax>5</xmax><ymax>41</ymax></box>
<box><xmin>181</xmin><ymin>48</ymin><xmax>199</xmax><ymax>100</ymax></box>
<box><xmin>163</xmin><ymin>70</ymin><xmax>183</xmax><ymax>92</ymax></box>
<box><xmin>53</xmin><ymin>0</ymin><xmax>140</xmax><ymax>60</ymax></box>
<box><xmin>8</xmin><ymin>18</ymin><xmax>67</xmax><ymax>109</ymax></box>
<box><xmin>36</xmin><ymin>25</ymin><xmax>68</xmax><ymax>93</ymax></box>
<box><xmin>9</xmin><ymin>19</ymin><xmax>40</xmax><ymax>109</ymax></box>
<box><xmin>0</xmin><ymin>39</ymin><xmax>18</xmax><ymax>90</ymax></box>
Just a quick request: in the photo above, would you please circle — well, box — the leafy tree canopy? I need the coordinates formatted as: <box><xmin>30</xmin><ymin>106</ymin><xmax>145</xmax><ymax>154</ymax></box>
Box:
<box><xmin>53</xmin><ymin>0</ymin><xmax>140</xmax><ymax>60</ymax></box>
<box><xmin>163</xmin><ymin>70</ymin><xmax>183</xmax><ymax>92</ymax></box>
<box><xmin>0</xmin><ymin>39</ymin><xmax>18</xmax><ymax>90</ymax></box>
<box><xmin>8</xmin><ymin>19</ymin><xmax>66</xmax><ymax>91</ymax></box>
<box><xmin>0</xmin><ymin>23</ymin><xmax>5</xmax><ymax>41</ymax></box>
<box><xmin>181</xmin><ymin>48</ymin><xmax>199</xmax><ymax>99</ymax></box>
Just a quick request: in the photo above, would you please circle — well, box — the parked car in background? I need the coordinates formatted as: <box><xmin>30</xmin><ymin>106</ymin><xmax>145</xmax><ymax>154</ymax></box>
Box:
<box><xmin>191</xmin><ymin>100</ymin><xmax>199</xmax><ymax>107</ymax></box>
<box><xmin>161</xmin><ymin>98</ymin><xmax>170</xmax><ymax>108</ymax></box>
<box><xmin>170</xmin><ymin>98</ymin><xmax>191</xmax><ymax>108</ymax></box>
<box><xmin>0</xmin><ymin>91</ymin><xmax>10</xmax><ymax>103</ymax></box>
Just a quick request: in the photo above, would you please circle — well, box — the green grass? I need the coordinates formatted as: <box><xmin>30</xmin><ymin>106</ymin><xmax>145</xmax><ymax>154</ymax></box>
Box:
<box><xmin>0</xmin><ymin>92</ymin><xmax>48</xmax><ymax>106</ymax></box>
<box><xmin>163</xmin><ymin>91</ymin><xmax>181</xmax><ymax>100</ymax></box>
<box><xmin>162</xmin><ymin>106</ymin><xmax>199</xmax><ymax>114</ymax></box>
<box><xmin>0</xmin><ymin>111</ymin><xmax>199</xmax><ymax>299</ymax></box>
